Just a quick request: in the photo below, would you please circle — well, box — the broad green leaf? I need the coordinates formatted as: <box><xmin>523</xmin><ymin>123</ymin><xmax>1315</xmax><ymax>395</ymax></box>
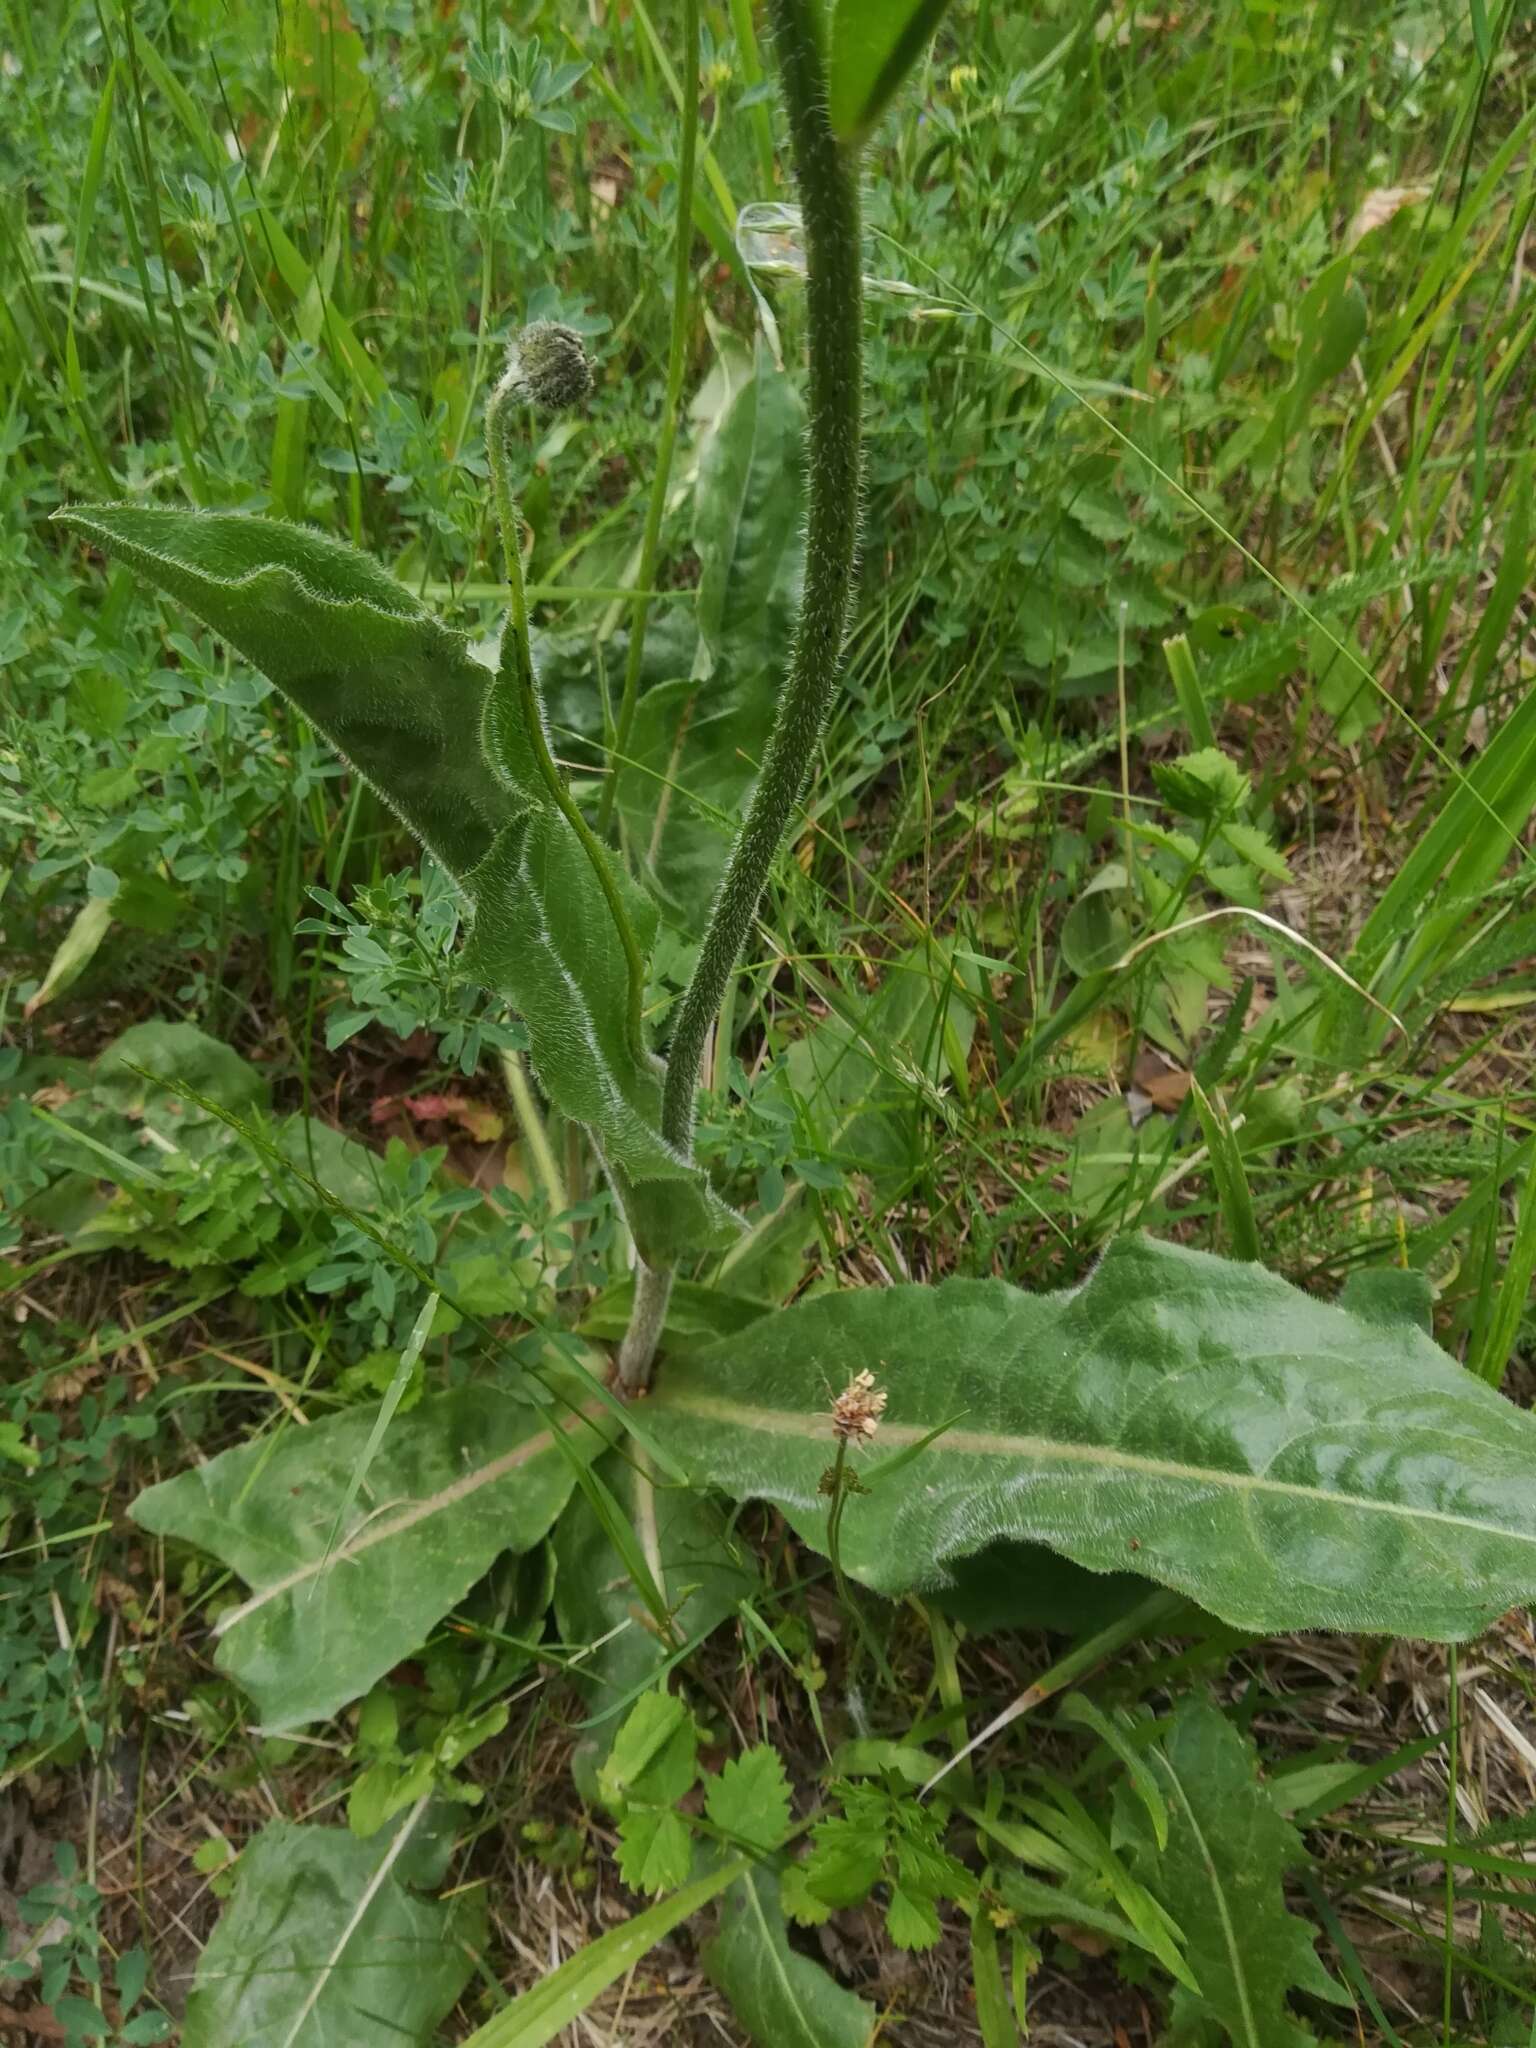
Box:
<box><xmin>703</xmin><ymin>1865</ymin><xmax>876</xmax><ymax>2048</ymax></box>
<box><xmin>182</xmin><ymin>1809</ymin><xmax>481</xmax><ymax>2048</ymax></box>
<box><xmin>54</xmin><ymin>507</ymin><xmax>509</xmax><ymax>880</ymax></box>
<box><xmin>646</xmin><ymin>1234</ymin><xmax>1536</xmax><ymax>1639</ymax></box>
<box><xmin>56</xmin><ymin>506</ymin><xmax>741</xmax><ymax>1262</ymax></box>
<box><xmin>457</xmin><ymin>1856</ymin><xmax>751</xmax><ymax>2048</ymax></box>
<box><xmin>827</xmin><ymin>0</ymin><xmax>956</xmax><ymax>143</ymax></box>
<box><xmin>461</xmin><ymin>814</ymin><xmax>676</xmax><ymax>1186</ymax></box>
<box><xmin>618</xmin><ymin>355</ymin><xmax>804</xmax><ymax>932</ymax></box>
<box><xmin>554</xmin><ymin>1451</ymin><xmax>756</xmax><ymax>1796</ymax></box>
<box><xmin>93</xmin><ymin>1019</ymin><xmax>270</xmax><ymax>1124</ymax></box>
<box><xmin>462</xmin><ymin>812</ymin><xmax>741</xmax><ymax>1253</ymax></box>
<box><xmin>133</xmin><ymin>1382</ymin><xmax>607</xmax><ymax>1726</ymax></box>
<box><xmin>1122</xmin><ymin>1701</ymin><xmax>1344</xmax><ymax>2048</ymax></box>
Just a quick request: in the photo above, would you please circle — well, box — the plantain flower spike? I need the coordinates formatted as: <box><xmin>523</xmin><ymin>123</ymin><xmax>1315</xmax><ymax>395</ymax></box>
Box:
<box><xmin>497</xmin><ymin>321</ymin><xmax>594</xmax><ymax>415</ymax></box>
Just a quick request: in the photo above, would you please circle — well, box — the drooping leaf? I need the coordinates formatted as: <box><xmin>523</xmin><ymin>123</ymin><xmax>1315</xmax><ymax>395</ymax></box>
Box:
<box><xmin>617</xmin><ymin>354</ymin><xmax>804</xmax><ymax>932</ymax></box>
<box><xmin>827</xmin><ymin>0</ymin><xmax>957</xmax><ymax>143</ymax></box>
<box><xmin>1121</xmin><ymin>1700</ymin><xmax>1344</xmax><ymax>2048</ymax></box>
<box><xmin>703</xmin><ymin>1865</ymin><xmax>876</xmax><ymax>2048</ymax></box>
<box><xmin>646</xmin><ymin>1234</ymin><xmax>1536</xmax><ymax>1639</ymax></box>
<box><xmin>55</xmin><ymin>505</ymin><xmax>742</xmax><ymax>1263</ymax></box>
<box><xmin>182</xmin><ymin>1808</ymin><xmax>481</xmax><ymax>2048</ymax></box>
<box><xmin>133</xmin><ymin>1381</ymin><xmax>607</xmax><ymax>1726</ymax></box>
<box><xmin>554</xmin><ymin>1448</ymin><xmax>757</xmax><ymax>1797</ymax></box>
<box><xmin>53</xmin><ymin>507</ymin><xmax>510</xmax><ymax>879</ymax></box>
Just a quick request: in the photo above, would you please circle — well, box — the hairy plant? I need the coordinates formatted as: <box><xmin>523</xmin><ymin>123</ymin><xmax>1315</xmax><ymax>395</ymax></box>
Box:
<box><xmin>39</xmin><ymin>0</ymin><xmax>1536</xmax><ymax>2039</ymax></box>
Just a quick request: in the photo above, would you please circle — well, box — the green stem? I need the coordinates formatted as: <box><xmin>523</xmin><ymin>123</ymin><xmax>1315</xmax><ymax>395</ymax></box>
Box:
<box><xmin>617</xmin><ymin>1259</ymin><xmax>674</xmax><ymax>1393</ymax></box>
<box><xmin>484</xmin><ymin>382</ymin><xmax>649</xmax><ymax>1065</ymax></box>
<box><xmin>597</xmin><ymin>0</ymin><xmax>701</xmax><ymax>837</ymax></box>
<box><xmin>660</xmin><ymin>0</ymin><xmax>864</xmax><ymax>1155</ymax></box>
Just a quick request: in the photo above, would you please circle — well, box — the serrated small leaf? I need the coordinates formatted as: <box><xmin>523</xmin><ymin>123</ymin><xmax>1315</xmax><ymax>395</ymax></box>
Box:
<box><xmin>885</xmin><ymin>1885</ymin><xmax>941</xmax><ymax>1951</ymax></box>
<box><xmin>646</xmin><ymin>1233</ymin><xmax>1536</xmax><ymax>1640</ymax></box>
<box><xmin>827</xmin><ymin>0</ymin><xmax>956</xmax><ymax>143</ymax></box>
<box><xmin>704</xmin><ymin>1867</ymin><xmax>875</xmax><ymax>2048</ymax></box>
<box><xmin>132</xmin><ymin>1383</ymin><xmax>605</xmax><ymax>1726</ymax></box>
<box><xmin>706</xmin><ymin>1747</ymin><xmax>792</xmax><ymax>1853</ymax></box>
<box><xmin>182</xmin><ymin>1810</ymin><xmax>481</xmax><ymax>2048</ymax></box>
<box><xmin>616</xmin><ymin>1808</ymin><xmax>694</xmax><ymax>1895</ymax></box>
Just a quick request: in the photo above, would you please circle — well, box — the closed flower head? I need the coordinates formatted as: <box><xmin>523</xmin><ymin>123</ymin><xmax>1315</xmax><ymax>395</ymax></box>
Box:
<box><xmin>500</xmin><ymin>322</ymin><xmax>593</xmax><ymax>415</ymax></box>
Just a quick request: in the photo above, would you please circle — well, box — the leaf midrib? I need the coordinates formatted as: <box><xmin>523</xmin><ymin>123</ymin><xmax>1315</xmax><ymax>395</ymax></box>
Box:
<box><xmin>657</xmin><ymin>1391</ymin><xmax>1535</xmax><ymax>1547</ymax></box>
<box><xmin>214</xmin><ymin>1401</ymin><xmax>604</xmax><ymax>1636</ymax></box>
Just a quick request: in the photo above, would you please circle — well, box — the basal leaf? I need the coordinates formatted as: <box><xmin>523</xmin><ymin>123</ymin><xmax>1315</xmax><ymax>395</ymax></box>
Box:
<box><xmin>703</xmin><ymin>1865</ymin><xmax>876</xmax><ymax>2048</ymax></box>
<box><xmin>183</xmin><ymin>1808</ymin><xmax>481</xmax><ymax>2048</ymax></box>
<box><xmin>133</xmin><ymin>1382</ymin><xmax>608</xmax><ymax>1726</ymax></box>
<box><xmin>827</xmin><ymin>0</ymin><xmax>956</xmax><ymax>143</ymax></box>
<box><xmin>646</xmin><ymin>1234</ymin><xmax>1536</xmax><ymax>1639</ymax></box>
<box><xmin>54</xmin><ymin>506</ymin><xmax>510</xmax><ymax>879</ymax></box>
<box><xmin>1123</xmin><ymin>1700</ymin><xmax>1344</xmax><ymax>2048</ymax></box>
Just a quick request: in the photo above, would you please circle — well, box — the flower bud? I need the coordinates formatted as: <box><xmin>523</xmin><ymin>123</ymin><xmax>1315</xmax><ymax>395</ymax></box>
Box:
<box><xmin>500</xmin><ymin>322</ymin><xmax>594</xmax><ymax>415</ymax></box>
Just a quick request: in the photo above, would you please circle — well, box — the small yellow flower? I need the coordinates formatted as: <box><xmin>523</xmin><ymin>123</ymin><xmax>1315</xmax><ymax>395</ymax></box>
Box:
<box><xmin>949</xmin><ymin>64</ymin><xmax>979</xmax><ymax>94</ymax></box>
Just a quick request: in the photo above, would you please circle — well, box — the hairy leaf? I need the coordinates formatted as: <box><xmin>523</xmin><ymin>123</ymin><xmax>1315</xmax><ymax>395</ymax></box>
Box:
<box><xmin>134</xmin><ymin>1383</ymin><xmax>607</xmax><ymax>1726</ymax></box>
<box><xmin>646</xmin><ymin>1234</ymin><xmax>1536</xmax><ymax>1639</ymax></box>
<box><xmin>827</xmin><ymin>0</ymin><xmax>957</xmax><ymax>142</ymax></box>
<box><xmin>182</xmin><ymin>1809</ymin><xmax>481</xmax><ymax>2048</ymax></box>
<box><xmin>54</xmin><ymin>507</ymin><xmax>509</xmax><ymax>879</ymax></box>
<box><xmin>703</xmin><ymin>1866</ymin><xmax>875</xmax><ymax>2048</ymax></box>
<box><xmin>56</xmin><ymin>505</ymin><xmax>741</xmax><ymax>1262</ymax></box>
<box><xmin>1123</xmin><ymin>1701</ymin><xmax>1343</xmax><ymax>2047</ymax></box>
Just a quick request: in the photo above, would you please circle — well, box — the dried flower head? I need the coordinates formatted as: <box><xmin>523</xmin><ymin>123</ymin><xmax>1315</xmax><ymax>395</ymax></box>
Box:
<box><xmin>829</xmin><ymin>1368</ymin><xmax>887</xmax><ymax>1445</ymax></box>
<box><xmin>499</xmin><ymin>321</ymin><xmax>594</xmax><ymax>415</ymax></box>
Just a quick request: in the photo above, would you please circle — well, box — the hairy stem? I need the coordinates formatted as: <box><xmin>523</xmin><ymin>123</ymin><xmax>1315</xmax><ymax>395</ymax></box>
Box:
<box><xmin>484</xmin><ymin>383</ymin><xmax>649</xmax><ymax>1065</ymax></box>
<box><xmin>597</xmin><ymin>0</ymin><xmax>700</xmax><ymax>836</ymax></box>
<box><xmin>659</xmin><ymin>0</ymin><xmax>864</xmax><ymax>1155</ymax></box>
<box><xmin>616</xmin><ymin>1258</ymin><xmax>674</xmax><ymax>1394</ymax></box>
